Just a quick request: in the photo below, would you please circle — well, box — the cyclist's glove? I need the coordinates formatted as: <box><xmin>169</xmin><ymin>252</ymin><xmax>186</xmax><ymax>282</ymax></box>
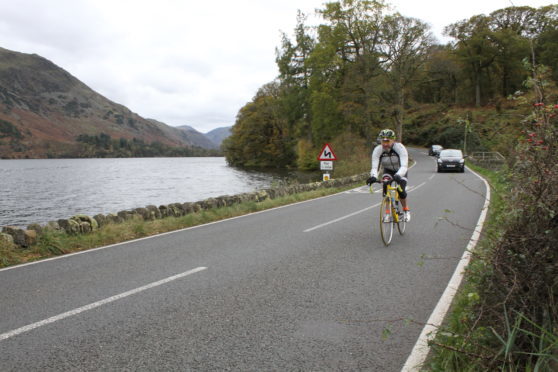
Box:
<box><xmin>366</xmin><ymin>176</ymin><xmax>377</xmax><ymax>186</ymax></box>
<box><xmin>393</xmin><ymin>174</ymin><xmax>402</xmax><ymax>183</ymax></box>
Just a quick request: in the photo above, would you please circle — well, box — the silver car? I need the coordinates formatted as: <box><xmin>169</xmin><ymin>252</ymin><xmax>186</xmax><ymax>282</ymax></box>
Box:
<box><xmin>429</xmin><ymin>144</ymin><xmax>443</xmax><ymax>156</ymax></box>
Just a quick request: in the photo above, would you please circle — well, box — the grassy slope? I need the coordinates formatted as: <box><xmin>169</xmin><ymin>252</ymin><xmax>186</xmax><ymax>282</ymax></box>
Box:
<box><xmin>0</xmin><ymin>182</ymin><xmax>362</xmax><ymax>268</ymax></box>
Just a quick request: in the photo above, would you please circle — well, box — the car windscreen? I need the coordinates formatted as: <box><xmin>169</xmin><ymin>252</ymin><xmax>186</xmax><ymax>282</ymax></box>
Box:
<box><xmin>440</xmin><ymin>150</ymin><xmax>462</xmax><ymax>157</ymax></box>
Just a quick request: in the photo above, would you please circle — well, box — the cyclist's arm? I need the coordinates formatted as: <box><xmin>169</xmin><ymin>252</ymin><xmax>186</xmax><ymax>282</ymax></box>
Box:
<box><xmin>370</xmin><ymin>145</ymin><xmax>383</xmax><ymax>178</ymax></box>
<box><xmin>394</xmin><ymin>143</ymin><xmax>408</xmax><ymax>177</ymax></box>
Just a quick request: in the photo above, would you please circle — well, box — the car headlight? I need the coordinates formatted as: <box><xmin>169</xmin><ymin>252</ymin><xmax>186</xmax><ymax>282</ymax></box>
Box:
<box><xmin>459</xmin><ymin>159</ymin><xmax>464</xmax><ymax>163</ymax></box>
<box><xmin>437</xmin><ymin>159</ymin><xmax>442</xmax><ymax>163</ymax></box>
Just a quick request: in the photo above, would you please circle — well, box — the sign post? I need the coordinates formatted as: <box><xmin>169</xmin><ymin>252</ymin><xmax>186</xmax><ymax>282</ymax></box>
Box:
<box><xmin>317</xmin><ymin>143</ymin><xmax>337</xmax><ymax>181</ymax></box>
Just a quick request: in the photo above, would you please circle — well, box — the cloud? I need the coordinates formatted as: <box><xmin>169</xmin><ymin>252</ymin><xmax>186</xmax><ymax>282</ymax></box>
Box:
<box><xmin>390</xmin><ymin>0</ymin><xmax>553</xmax><ymax>43</ymax></box>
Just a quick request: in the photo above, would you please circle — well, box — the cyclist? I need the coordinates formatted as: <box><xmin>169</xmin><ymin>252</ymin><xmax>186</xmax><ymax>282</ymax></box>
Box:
<box><xmin>366</xmin><ymin>129</ymin><xmax>411</xmax><ymax>222</ymax></box>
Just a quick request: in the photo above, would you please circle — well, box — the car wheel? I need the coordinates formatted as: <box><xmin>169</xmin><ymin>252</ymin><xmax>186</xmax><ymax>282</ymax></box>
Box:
<box><xmin>437</xmin><ymin>167</ymin><xmax>442</xmax><ymax>173</ymax></box>
<box><xmin>460</xmin><ymin>167</ymin><xmax>465</xmax><ymax>173</ymax></box>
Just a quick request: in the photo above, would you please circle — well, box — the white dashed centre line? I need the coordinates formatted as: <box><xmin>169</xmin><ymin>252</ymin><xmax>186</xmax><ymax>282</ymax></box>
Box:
<box><xmin>0</xmin><ymin>266</ymin><xmax>207</xmax><ymax>342</ymax></box>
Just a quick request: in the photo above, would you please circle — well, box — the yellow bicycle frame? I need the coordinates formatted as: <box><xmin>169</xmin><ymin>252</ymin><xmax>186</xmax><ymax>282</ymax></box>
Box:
<box><xmin>383</xmin><ymin>182</ymin><xmax>402</xmax><ymax>223</ymax></box>
<box><xmin>370</xmin><ymin>181</ymin><xmax>403</xmax><ymax>222</ymax></box>
<box><xmin>370</xmin><ymin>178</ymin><xmax>406</xmax><ymax>246</ymax></box>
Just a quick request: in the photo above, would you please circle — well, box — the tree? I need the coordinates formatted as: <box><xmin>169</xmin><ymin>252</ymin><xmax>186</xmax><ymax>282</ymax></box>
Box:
<box><xmin>308</xmin><ymin>0</ymin><xmax>391</xmax><ymax>140</ymax></box>
<box><xmin>445</xmin><ymin>15</ymin><xmax>498</xmax><ymax>106</ymax></box>
<box><xmin>318</xmin><ymin>0</ymin><xmax>388</xmax><ymax>61</ymax></box>
<box><xmin>489</xmin><ymin>7</ymin><xmax>539</xmax><ymax>96</ymax></box>
<box><xmin>414</xmin><ymin>45</ymin><xmax>460</xmax><ymax>104</ymax></box>
<box><xmin>534</xmin><ymin>5</ymin><xmax>558</xmax><ymax>82</ymax></box>
<box><xmin>275</xmin><ymin>11</ymin><xmax>316</xmax><ymax>140</ymax></box>
<box><xmin>276</xmin><ymin>11</ymin><xmax>315</xmax><ymax>88</ymax></box>
<box><xmin>445</xmin><ymin>5</ymin><xmax>558</xmax><ymax>105</ymax></box>
<box><xmin>223</xmin><ymin>82</ymin><xmax>295</xmax><ymax>168</ymax></box>
<box><xmin>378</xmin><ymin>13</ymin><xmax>433</xmax><ymax>141</ymax></box>
<box><xmin>225</xmin><ymin>1</ymin><xmax>558</xmax><ymax>171</ymax></box>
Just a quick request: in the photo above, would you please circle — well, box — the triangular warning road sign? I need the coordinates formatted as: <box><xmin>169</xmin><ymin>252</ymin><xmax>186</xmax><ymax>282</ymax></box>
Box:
<box><xmin>317</xmin><ymin>143</ymin><xmax>337</xmax><ymax>161</ymax></box>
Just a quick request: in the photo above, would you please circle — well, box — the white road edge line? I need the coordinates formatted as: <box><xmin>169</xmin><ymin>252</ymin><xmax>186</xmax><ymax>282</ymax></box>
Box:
<box><xmin>304</xmin><ymin>181</ymin><xmax>426</xmax><ymax>232</ymax></box>
<box><xmin>0</xmin><ymin>266</ymin><xmax>207</xmax><ymax>342</ymax></box>
<box><xmin>401</xmin><ymin>166</ymin><xmax>490</xmax><ymax>372</ymax></box>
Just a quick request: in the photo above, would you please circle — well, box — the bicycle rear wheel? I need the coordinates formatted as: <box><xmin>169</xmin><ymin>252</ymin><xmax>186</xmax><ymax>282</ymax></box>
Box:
<box><xmin>380</xmin><ymin>196</ymin><xmax>394</xmax><ymax>245</ymax></box>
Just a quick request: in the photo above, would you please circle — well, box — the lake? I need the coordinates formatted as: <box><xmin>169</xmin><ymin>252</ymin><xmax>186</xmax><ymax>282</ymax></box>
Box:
<box><xmin>0</xmin><ymin>157</ymin><xmax>318</xmax><ymax>228</ymax></box>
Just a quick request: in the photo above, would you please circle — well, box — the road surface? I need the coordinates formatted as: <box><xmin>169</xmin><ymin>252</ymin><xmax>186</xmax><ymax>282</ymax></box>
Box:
<box><xmin>0</xmin><ymin>148</ymin><xmax>487</xmax><ymax>371</ymax></box>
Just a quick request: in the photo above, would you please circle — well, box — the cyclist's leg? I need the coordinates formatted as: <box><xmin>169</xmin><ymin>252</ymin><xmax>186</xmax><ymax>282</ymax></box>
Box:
<box><xmin>399</xmin><ymin>176</ymin><xmax>408</xmax><ymax>208</ymax></box>
<box><xmin>398</xmin><ymin>172</ymin><xmax>411</xmax><ymax>221</ymax></box>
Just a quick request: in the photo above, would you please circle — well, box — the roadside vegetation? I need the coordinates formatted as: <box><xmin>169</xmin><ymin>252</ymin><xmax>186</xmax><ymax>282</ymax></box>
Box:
<box><xmin>0</xmin><ymin>181</ymin><xmax>362</xmax><ymax>268</ymax></box>
<box><xmin>223</xmin><ymin>1</ymin><xmax>558</xmax><ymax>170</ymax></box>
<box><xmin>426</xmin><ymin>66</ymin><xmax>557</xmax><ymax>371</ymax></box>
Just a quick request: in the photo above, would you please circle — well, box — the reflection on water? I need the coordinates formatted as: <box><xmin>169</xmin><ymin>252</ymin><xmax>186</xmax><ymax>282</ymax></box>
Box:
<box><xmin>0</xmin><ymin>157</ymin><xmax>320</xmax><ymax>227</ymax></box>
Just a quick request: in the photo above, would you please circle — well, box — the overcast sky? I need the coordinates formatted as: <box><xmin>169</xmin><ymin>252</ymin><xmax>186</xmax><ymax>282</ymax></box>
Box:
<box><xmin>0</xmin><ymin>0</ymin><xmax>553</xmax><ymax>133</ymax></box>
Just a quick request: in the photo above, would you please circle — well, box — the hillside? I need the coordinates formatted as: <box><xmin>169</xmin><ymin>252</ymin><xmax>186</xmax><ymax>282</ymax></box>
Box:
<box><xmin>175</xmin><ymin>125</ymin><xmax>219</xmax><ymax>149</ymax></box>
<box><xmin>0</xmin><ymin>47</ymin><xmax>217</xmax><ymax>158</ymax></box>
<box><xmin>205</xmin><ymin>126</ymin><xmax>231</xmax><ymax>147</ymax></box>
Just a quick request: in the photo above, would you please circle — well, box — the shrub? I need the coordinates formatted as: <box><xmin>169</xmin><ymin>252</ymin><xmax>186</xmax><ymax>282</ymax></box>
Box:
<box><xmin>428</xmin><ymin>65</ymin><xmax>558</xmax><ymax>371</ymax></box>
<box><xmin>477</xmin><ymin>82</ymin><xmax>558</xmax><ymax>369</ymax></box>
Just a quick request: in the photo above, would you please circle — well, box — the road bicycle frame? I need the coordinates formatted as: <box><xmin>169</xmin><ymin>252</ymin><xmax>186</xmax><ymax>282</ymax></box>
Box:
<box><xmin>383</xmin><ymin>178</ymin><xmax>402</xmax><ymax>223</ymax></box>
<box><xmin>370</xmin><ymin>174</ymin><xmax>406</xmax><ymax>246</ymax></box>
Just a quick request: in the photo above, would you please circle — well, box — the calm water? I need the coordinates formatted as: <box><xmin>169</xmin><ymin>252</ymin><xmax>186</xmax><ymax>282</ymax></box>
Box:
<box><xmin>0</xmin><ymin>157</ymin><xmax>317</xmax><ymax>228</ymax></box>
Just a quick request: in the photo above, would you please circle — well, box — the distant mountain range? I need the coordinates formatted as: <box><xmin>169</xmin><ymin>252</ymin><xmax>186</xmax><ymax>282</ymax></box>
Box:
<box><xmin>204</xmin><ymin>126</ymin><xmax>232</xmax><ymax>146</ymax></box>
<box><xmin>175</xmin><ymin>125</ymin><xmax>222</xmax><ymax>150</ymax></box>
<box><xmin>0</xmin><ymin>47</ymin><xmax>230</xmax><ymax>158</ymax></box>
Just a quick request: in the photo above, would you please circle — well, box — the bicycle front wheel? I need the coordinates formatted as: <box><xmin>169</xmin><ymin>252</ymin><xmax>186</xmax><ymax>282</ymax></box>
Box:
<box><xmin>380</xmin><ymin>196</ymin><xmax>394</xmax><ymax>246</ymax></box>
<box><xmin>396</xmin><ymin>207</ymin><xmax>406</xmax><ymax>235</ymax></box>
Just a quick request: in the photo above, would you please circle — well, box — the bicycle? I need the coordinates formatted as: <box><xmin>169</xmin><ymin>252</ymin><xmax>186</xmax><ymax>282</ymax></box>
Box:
<box><xmin>370</xmin><ymin>174</ymin><xmax>406</xmax><ymax>246</ymax></box>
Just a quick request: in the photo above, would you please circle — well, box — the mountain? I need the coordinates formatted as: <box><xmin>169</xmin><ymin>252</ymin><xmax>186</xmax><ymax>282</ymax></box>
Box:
<box><xmin>0</xmin><ymin>47</ymin><xmax>218</xmax><ymax>158</ymax></box>
<box><xmin>175</xmin><ymin>125</ymin><xmax>219</xmax><ymax>149</ymax></box>
<box><xmin>205</xmin><ymin>126</ymin><xmax>231</xmax><ymax>147</ymax></box>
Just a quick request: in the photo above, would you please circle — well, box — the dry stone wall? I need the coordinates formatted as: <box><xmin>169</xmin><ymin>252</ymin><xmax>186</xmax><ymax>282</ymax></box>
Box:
<box><xmin>2</xmin><ymin>173</ymin><xmax>367</xmax><ymax>248</ymax></box>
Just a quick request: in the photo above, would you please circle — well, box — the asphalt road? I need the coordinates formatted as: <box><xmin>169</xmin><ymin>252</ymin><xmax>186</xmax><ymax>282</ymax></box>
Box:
<box><xmin>0</xmin><ymin>148</ymin><xmax>487</xmax><ymax>371</ymax></box>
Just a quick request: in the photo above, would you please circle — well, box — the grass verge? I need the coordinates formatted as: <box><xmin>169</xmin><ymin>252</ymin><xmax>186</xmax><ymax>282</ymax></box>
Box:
<box><xmin>0</xmin><ymin>182</ymin><xmax>362</xmax><ymax>269</ymax></box>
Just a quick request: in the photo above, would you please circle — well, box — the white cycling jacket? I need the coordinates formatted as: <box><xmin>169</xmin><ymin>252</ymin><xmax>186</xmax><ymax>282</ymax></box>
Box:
<box><xmin>370</xmin><ymin>142</ymin><xmax>409</xmax><ymax>178</ymax></box>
